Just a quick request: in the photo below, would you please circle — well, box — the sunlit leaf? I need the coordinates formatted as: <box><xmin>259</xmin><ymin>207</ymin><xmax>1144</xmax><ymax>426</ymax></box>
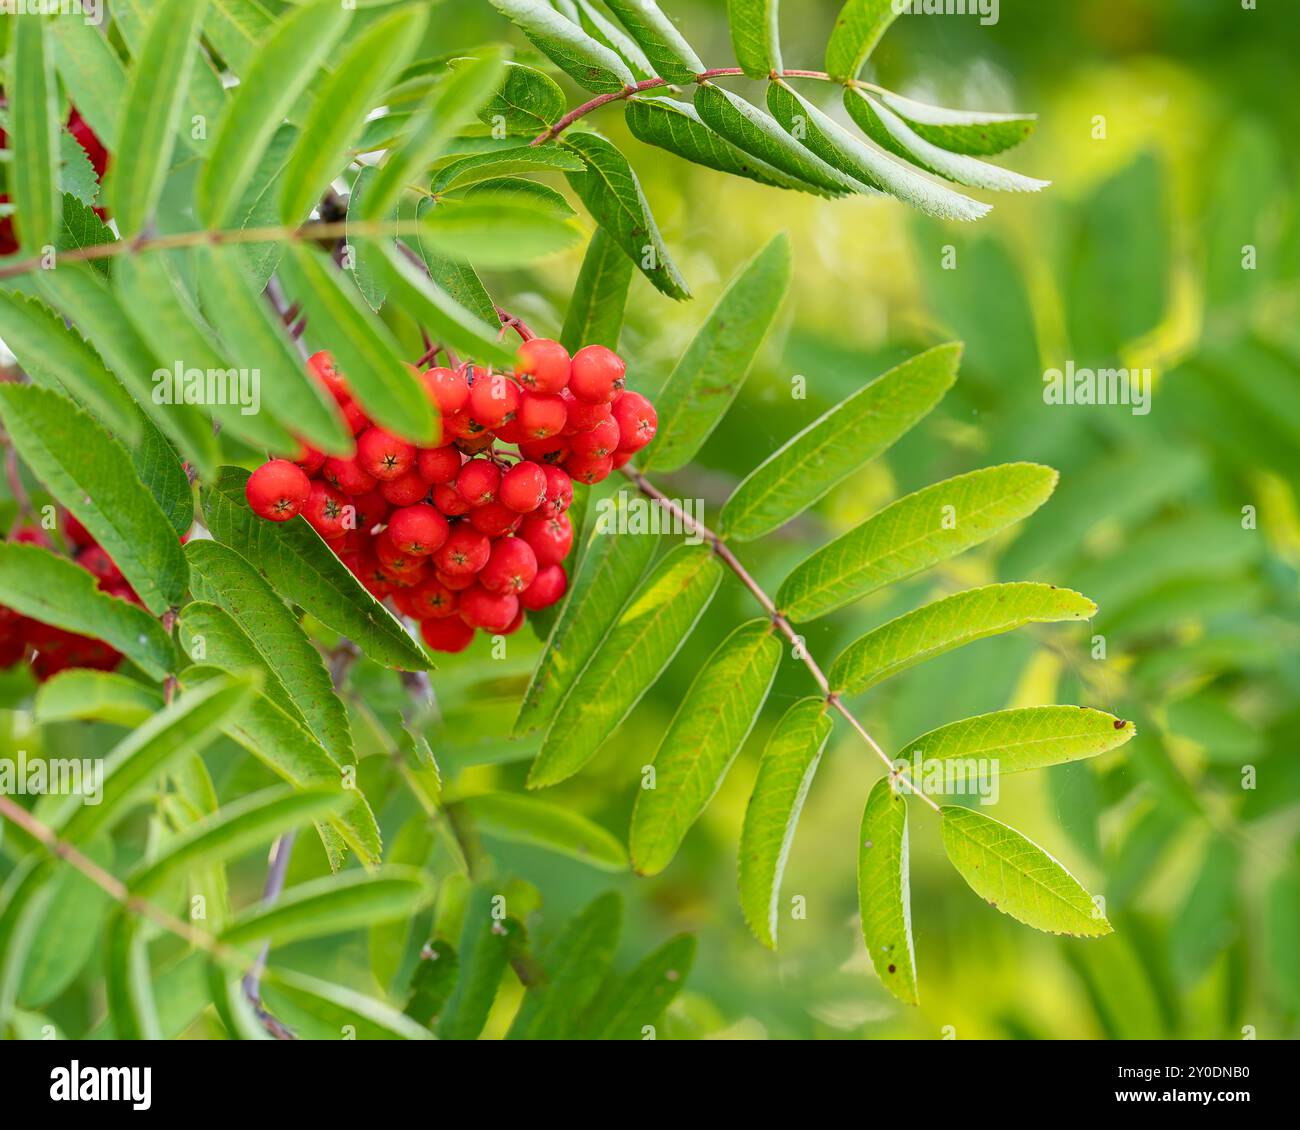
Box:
<box><xmin>858</xmin><ymin>778</ymin><xmax>917</xmax><ymax>1005</ymax></box>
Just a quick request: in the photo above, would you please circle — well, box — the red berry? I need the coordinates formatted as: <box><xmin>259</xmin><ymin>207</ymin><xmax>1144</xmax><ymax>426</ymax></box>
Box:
<box><xmin>568</xmin><ymin>415</ymin><xmax>619</xmax><ymax>458</ymax></box>
<box><xmin>309</xmin><ymin>351</ymin><xmax>348</xmax><ymax>399</ymax></box>
<box><xmin>386</xmin><ymin>504</ymin><xmax>449</xmax><ymax>556</ymax></box>
<box><xmin>515</xmin><ymin>338</ymin><xmax>571</xmax><ymax>394</ymax></box>
<box><xmin>569</xmin><ymin>345</ymin><xmax>626</xmax><ymax>403</ymax></box>
<box><xmin>303</xmin><ymin>481</ymin><xmax>348</xmax><ymax>541</ymax></box>
<box><xmin>417</xmin><ymin>445</ymin><xmax>462</xmax><ymax>485</ymax></box>
<box><xmin>435</xmin><ymin>569</ymin><xmax>477</xmax><ymax>592</ymax></box>
<box><xmin>611</xmin><ymin>450</ymin><xmax>634</xmax><ymax>470</ymax></box>
<box><xmin>612</xmin><ymin>391</ymin><xmax>657</xmax><ymax>451</ymax></box>
<box><xmin>246</xmin><ymin>459</ymin><xmax>311</xmax><ymax>521</ymax></box>
<box><xmin>455</xmin><ymin>459</ymin><xmax>501</xmax><ymax>507</ymax></box>
<box><xmin>380</xmin><ymin>470</ymin><xmax>430</xmax><ymax>507</ymax></box>
<box><xmin>499</xmin><ymin>461</ymin><xmax>548</xmax><ymax>513</ymax></box>
<box><xmin>479</xmin><ymin>537</ymin><xmax>538</xmax><ymax>595</ymax></box>
<box><xmin>516</xmin><ymin>391</ymin><xmax>567</xmax><ymax>440</ymax></box>
<box><xmin>63</xmin><ymin>512</ymin><xmax>94</xmax><ymax>549</ymax></box>
<box><xmin>375</xmin><ymin>531</ymin><xmax>429</xmax><ymax>586</ymax></box>
<box><xmin>458</xmin><ymin>584</ymin><xmax>520</xmax><ymax>633</ymax></box>
<box><xmin>432</xmin><ymin>482</ymin><xmax>472</xmax><ymax>517</ymax></box>
<box><xmin>518</xmin><ymin>436</ymin><xmax>570</xmax><ymax>465</ymax></box>
<box><xmin>521</xmin><ymin>563</ymin><xmax>568</xmax><ymax>611</ymax></box>
<box><xmin>345</xmin><ymin>490</ymin><xmax>390</xmax><ymax>533</ymax></box>
<box><xmin>420</xmin><ymin>366</ymin><xmax>470</xmax><ymax>415</ymax></box>
<box><xmin>540</xmin><ymin>465</ymin><xmax>574</xmax><ymax>518</ymax></box>
<box><xmin>561</xmin><ymin>391</ymin><xmax>613</xmax><ymax>433</ymax></box>
<box><xmin>421</xmin><ymin>615</ymin><xmax>475</xmax><ymax>654</ymax></box>
<box><xmin>469</xmin><ymin>501</ymin><xmax>523</xmax><ymax>538</ymax></box>
<box><xmin>520</xmin><ymin>513</ymin><xmax>573</xmax><ymax>568</ymax></box>
<box><xmin>434</xmin><ymin>525</ymin><xmax>491</xmax><ymax>576</ymax></box>
<box><xmin>406</xmin><ymin>577</ymin><xmax>460</xmax><ymax>619</ymax></box>
<box><xmin>467</xmin><ymin>371</ymin><xmax>520</xmax><ymax>429</ymax></box>
<box><xmin>13</xmin><ymin>525</ymin><xmax>51</xmax><ymax>548</ymax></box>
<box><xmin>444</xmin><ymin>409</ymin><xmax>487</xmax><ymax>441</ymax></box>
<box><xmin>322</xmin><ymin>455</ymin><xmax>378</xmax><ymax>496</ymax></box>
<box><xmin>564</xmin><ymin>452</ymin><xmax>614</xmax><ymax>485</ymax></box>
<box><xmin>78</xmin><ymin>545</ymin><xmax>124</xmax><ymax>586</ymax></box>
<box><xmin>338</xmin><ymin>397</ymin><xmax>369</xmax><ymax>435</ymax></box>
<box><xmin>294</xmin><ymin>445</ymin><xmax>327</xmax><ymax>475</ymax></box>
<box><xmin>357</xmin><ymin>427</ymin><xmax>416</xmax><ymax>481</ymax></box>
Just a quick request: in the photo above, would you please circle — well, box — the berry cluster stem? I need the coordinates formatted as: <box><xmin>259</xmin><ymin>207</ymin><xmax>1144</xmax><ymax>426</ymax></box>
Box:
<box><xmin>620</xmin><ymin>465</ymin><xmax>941</xmax><ymax>813</ymax></box>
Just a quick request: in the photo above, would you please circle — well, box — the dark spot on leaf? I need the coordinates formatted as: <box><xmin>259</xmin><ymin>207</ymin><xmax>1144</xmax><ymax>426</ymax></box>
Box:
<box><xmin>888</xmin><ymin>964</ymin><xmax>896</xmax><ymax>974</ymax></box>
<box><xmin>1113</xmin><ymin>719</ymin><xmax>1128</xmax><ymax>729</ymax></box>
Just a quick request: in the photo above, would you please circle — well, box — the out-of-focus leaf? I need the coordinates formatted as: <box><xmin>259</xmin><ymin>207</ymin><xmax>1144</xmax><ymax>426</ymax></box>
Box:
<box><xmin>577</xmin><ymin>934</ymin><xmax>695</xmax><ymax>1039</ymax></box>
<box><xmin>858</xmin><ymin>778</ymin><xmax>917</xmax><ymax>1005</ymax></box>
<box><xmin>877</xmin><ymin>91</ymin><xmax>1037</xmax><ymax>156</ymax></box>
<box><xmin>561</xmin><ymin>227</ymin><xmax>634</xmax><ymax>354</ymax></box>
<box><xmin>436</xmin><ymin>886</ymin><xmax>520</xmax><ymax>1040</ymax></box>
<box><xmin>460</xmin><ymin>793</ymin><xmax>628</xmax><ymax>871</ymax></box>
<box><xmin>418</xmin><ymin>196</ymin><xmax>583</xmax><ymax>266</ymax></box>
<box><xmin>49</xmin><ymin>17</ymin><xmax>126</xmax><ymax>150</ymax></box>
<box><xmin>34</xmin><ymin>670</ymin><xmax>162</xmax><ymax>728</ymax></box>
<box><xmin>263</xmin><ymin>969</ymin><xmax>435</xmax><ymax>1040</ymax></box>
<box><xmin>8</xmin><ymin>16</ymin><xmax>59</xmax><ymax>253</ymax></box>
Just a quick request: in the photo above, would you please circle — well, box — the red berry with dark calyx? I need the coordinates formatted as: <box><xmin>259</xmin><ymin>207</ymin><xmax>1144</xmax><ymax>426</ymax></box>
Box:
<box><xmin>467</xmin><ymin>371</ymin><xmax>520</xmax><ymax>429</ymax></box>
<box><xmin>564</xmin><ymin>452</ymin><xmax>614</xmax><ymax>485</ymax></box>
<box><xmin>521</xmin><ymin>563</ymin><xmax>568</xmax><ymax>611</ymax></box>
<box><xmin>499</xmin><ymin>461</ymin><xmax>547</xmax><ymax>513</ymax></box>
<box><xmin>612</xmin><ymin>391</ymin><xmax>658</xmax><ymax>451</ymax></box>
<box><xmin>375</xmin><ymin>532</ymin><xmax>429</xmax><ymax>587</ymax></box>
<box><xmin>346</xmin><ymin>490</ymin><xmax>390</xmax><ymax>534</ymax></box>
<box><xmin>518</xmin><ymin>436</ymin><xmax>570</xmax><ymax>465</ymax></box>
<box><xmin>294</xmin><ymin>445</ymin><xmax>327</xmax><ymax>476</ymax></box>
<box><xmin>417</xmin><ymin>445</ymin><xmax>462</xmax><ymax>485</ymax></box>
<box><xmin>420</xmin><ymin>366</ymin><xmax>470</xmax><ymax>415</ymax></box>
<box><xmin>406</xmin><ymin>577</ymin><xmax>460</xmax><ymax>619</ymax></box>
<box><xmin>540</xmin><ymin>465</ymin><xmax>574</xmax><ymax>518</ymax></box>
<box><xmin>516</xmin><ymin>391</ymin><xmax>567</xmax><ymax>440</ymax></box>
<box><xmin>247</xmin><ymin>459</ymin><xmax>312</xmax><ymax>521</ymax></box>
<box><xmin>380</xmin><ymin>470</ymin><xmax>430</xmax><ymax>507</ymax></box>
<box><xmin>386</xmin><ymin>504</ymin><xmax>449</xmax><ymax>556</ymax></box>
<box><xmin>515</xmin><ymin>338</ymin><xmax>571</xmax><ymax>394</ymax></box>
<box><xmin>432</xmin><ymin>483</ymin><xmax>471</xmax><ymax>517</ymax></box>
<box><xmin>479</xmin><ymin>537</ymin><xmax>538</xmax><ymax>596</ymax></box>
<box><xmin>443</xmin><ymin>409</ymin><xmax>486</xmax><ymax>442</ymax></box>
<box><xmin>569</xmin><ymin>345</ymin><xmax>626</xmax><ymax>403</ymax></box>
<box><xmin>469</xmin><ymin>501</ymin><xmax>523</xmax><ymax>538</ymax></box>
<box><xmin>455</xmin><ymin>459</ymin><xmax>501</xmax><ymax>507</ymax></box>
<box><xmin>421</xmin><ymin>615</ymin><xmax>475</xmax><ymax>654</ymax></box>
<box><xmin>568</xmin><ymin>415</ymin><xmax>619</xmax><ymax>458</ymax></box>
<box><xmin>458</xmin><ymin>585</ymin><xmax>520</xmax><ymax>634</ymax></box>
<box><xmin>322</xmin><ymin>455</ymin><xmax>378</xmax><ymax>496</ymax></box>
<box><xmin>357</xmin><ymin>427</ymin><xmax>416</xmax><ymax>482</ymax></box>
<box><xmin>434</xmin><ymin>525</ymin><xmax>491</xmax><ymax>576</ymax></box>
<box><xmin>520</xmin><ymin>512</ymin><xmax>573</xmax><ymax>568</ymax></box>
<box><xmin>303</xmin><ymin>481</ymin><xmax>349</xmax><ymax>541</ymax></box>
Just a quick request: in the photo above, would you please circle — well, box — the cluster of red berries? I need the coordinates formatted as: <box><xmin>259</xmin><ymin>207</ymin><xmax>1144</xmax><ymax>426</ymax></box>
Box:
<box><xmin>1</xmin><ymin>515</ymin><xmax>141</xmax><ymax>680</ymax></box>
<box><xmin>244</xmin><ymin>339</ymin><xmax>657</xmax><ymax>653</ymax></box>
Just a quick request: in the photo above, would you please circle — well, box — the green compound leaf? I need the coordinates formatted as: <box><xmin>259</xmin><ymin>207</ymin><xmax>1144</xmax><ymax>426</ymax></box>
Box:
<box><xmin>562</xmin><ymin>130</ymin><xmax>692</xmax><ymax>301</ymax></box>
<box><xmin>489</xmin><ymin>0</ymin><xmax>635</xmax><ymax>94</ymax></box>
<box><xmin>825</xmin><ymin>0</ymin><xmax>900</xmax><ymax>81</ymax></box>
<box><xmin>875</xmin><ymin>91</ymin><xmax>1037</xmax><ymax>156</ymax></box>
<box><xmin>830</xmin><ymin>583</ymin><xmax>1097</xmax><ymax>696</ymax></box>
<box><xmin>726</xmin><ymin>0</ymin><xmax>782</xmax><ymax>78</ymax></box>
<box><xmin>738</xmin><ymin>697</ymin><xmax>833</xmax><ymax>949</ymax></box>
<box><xmin>778</xmin><ymin>463</ymin><xmax>1059</xmax><ymax>623</ymax></box>
<box><xmin>529</xmin><ymin>543</ymin><xmax>723</xmax><ymax>789</ymax></box>
<box><xmin>720</xmin><ymin>342</ymin><xmax>960</xmax><ymax>541</ymax></box>
<box><xmin>561</xmin><ymin>227</ymin><xmax>635</xmax><ymax>354</ymax></box>
<box><xmin>896</xmin><ymin>706</ymin><xmax>1137</xmax><ymax>777</ymax></box>
<box><xmin>602</xmin><ymin>0</ymin><xmax>704</xmax><ymax>83</ymax></box>
<box><xmin>643</xmin><ymin>233</ymin><xmax>791</xmax><ymax>473</ymax></box>
<box><xmin>0</xmin><ymin>385</ymin><xmax>189</xmax><ymax>616</ymax></box>
<box><xmin>577</xmin><ymin>934</ymin><xmax>695</xmax><ymax>1039</ymax></box>
<box><xmin>858</xmin><ymin>778</ymin><xmax>917</xmax><ymax>1005</ymax></box>
<box><xmin>459</xmin><ymin>793</ymin><xmax>628</xmax><ymax>871</ymax></box>
<box><xmin>630</xmin><ymin>620</ymin><xmax>782</xmax><ymax>876</ymax></box>
<box><xmin>940</xmin><ymin>806</ymin><xmax>1112</xmax><ymax>937</ymax></box>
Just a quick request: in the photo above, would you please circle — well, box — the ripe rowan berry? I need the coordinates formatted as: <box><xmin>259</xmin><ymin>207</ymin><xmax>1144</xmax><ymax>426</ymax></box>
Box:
<box><xmin>458</xmin><ymin>584</ymin><xmax>520</xmax><ymax>634</ymax></box>
<box><xmin>469</xmin><ymin>501</ymin><xmax>523</xmax><ymax>538</ymax></box>
<box><xmin>435</xmin><ymin>568</ymin><xmax>477</xmax><ymax>592</ymax></box>
<box><xmin>569</xmin><ymin>345</ymin><xmax>626</xmax><ymax>403</ymax></box>
<box><xmin>303</xmin><ymin>481</ymin><xmax>348</xmax><ymax>540</ymax></box>
<box><xmin>375</xmin><ymin>531</ymin><xmax>429</xmax><ymax>587</ymax></box>
<box><xmin>561</xmin><ymin>391</ymin><xmax>613</xmax><ymax>434</ymax></box>
<box><xmin>294</xmin><ymin>445</ymin><xmax>327</xmax><ymax>476</ymax></box>
<box><xmin>386</xmin><ymin>504</ymin><xmax>449</xmax><ymax>556</ymax></box>
<box><xmin>568</xmin><ymin>415</ymin><xmax>619</xmax><ymax>458</ymax></box>
<box><xmin>322</xmin><ymin>455</ymin><xmax>378</xmax><ymax>496</ymax></box>
<box><xmin>455</xmin><ymin>459</ymin><xmax>501</xmax><ymax>506</ymax></box>
<box><xmin>421</xmin><ymin>615</ymin><xmax>475</xmax><ymax>654</ymax></box>
<box><xmin>515</xmin><ymin>338</ymin><xmax>571</xmax><ymax>394</ymax></box>
<box><xmin>406</xmin><ymin>577</ymin><xmax>460</xmax><ymax>619</ymax></box>
<box><xmin>434</xmin><ymin>525</ymin><xmax>491</xmax><ymax>576</ymax></box>
<box><xmin>309</xmin><ymin>351</ymin><xmax>348</xmax><ymax>399</ymax></box>
<box><xmin>479</xmin><ymin>537</ymin><xmax>538</xmax><ymax>595</ymax></box>
<box><xmin>563</xmin><ymin>452</ymin><xmax>614</xmax><ymax>485</ymax></box>
<box><xmin>518</xmin><ymin>436</ymin><xmax>570</xmax><ymax>465</ymax></box>
<box><xmin>347</xmin><ymin>490</ymin><xmax>390</xmax><ymax>533</ymax></box>
<box><xmin>247</xmin><ymin>459</ymin><xmax>311</xmax><ymax>521</ymax></box>
<box><xmin>521</xmin><ymin>563</ymin><xmax>568</xmax><ymax>611</ymax></box>
<box><xmin>357</xmin><ymin>427</ymin><xmax>416</xmax><ymax>481</ymax></box>
<box><xmin>78</xmin><ymin>545</ymin><xmax>124</xmax><ymax>586</ymax></box>
<box><xmin>540</xmin><ymin>465</ymin><xmax>574</xmax><ymax>518</ymax></box>
<box><xmin>611</xmin><ymin>450</ymin><xmax>634</xmax><ymax>470</ymax></box>
<box><xmin>516</xmin><ymin>391</ymin><xmax>567</xmax><ymax>440</ymax></box>
<box><xmin>467</xmin><ymin>371</ymin><xmax>520</xmax><ymax>429</ymax></box>
<box><xmin>499</xmin><ymin>461</ymin><xmax>547</xmax><ymax>513</ymax></box>
<box><xmin>380</xmin><ymin>470</ymin><xmax>430</xmax><ymax>507</ymax></box>
<box><xmin>520</xmin><ymin>512</ymin><xmax>573</xmax><ymax>568</ymax></box>
<box><xmin>420</xmin><ymin>366</ymin><xmax>471</xmax><ymax>415</ymax></box>
<box><xmin>63</xmin><ymin>512</ymin><xmax>93</xmax><ymax>549</ymax></box>
<box><xmin>432</xmin><ymin>483</ymin><xmax>472</xmax><ymax>517</ymax></box>
<box><xmin>338</xmin><ymin>397</ymin><xmax>369</xmax><ymax>434</ymax></box>
<box><xmin>417</xmin><ymin>445</ymin><xmax>462</xmax><ymax>485</ymax></box>
<box><xmin>612</xmin><ymin>391</ymin><xmax>657</xmax><ymax>451</ymax></box>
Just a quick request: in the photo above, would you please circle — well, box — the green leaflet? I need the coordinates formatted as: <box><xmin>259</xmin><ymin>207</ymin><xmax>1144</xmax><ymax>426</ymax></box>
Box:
<box><xmin>825</xmin><ymin>0</ymin><xmax>899</xmax><ymax>80</ymax></box>
<box><xmin>430</xmin><ymin>145</ymin><xmax>585</xmax><ymax>192</ymax></box>
<box><xmin>727</xmin><ymin>0</ymin><xmax>782</xmax><ymax>78</ymax></box>
<box><xmin>562</xmin><ymin>130</ymin><xmax>692</xmax><ymax>301</ymax></box>
<box><xmin>845</xmin><ymin>90</ymin><xmax>1050</xmax><ymax>193</ymax></box>
<box><xmin>767</xmin><ymin>82</ymin><xmax>990</xmax><ymax>222</ymax></box>
<box><xmin>561</xmin><ymin>227</ymin><xmax>634</xmax><ymax>354</ymax></box>
<box><xmin>412</xmin><ymin>196</ymin><xmax>500</xmax><ymax>330</ymax></box>
<box><xmin>348</xmin><ymin>166</ymin><xmax>391</xmax><ymax>312</ymax></box>
<box><xmin>630</xmin><ymin>620</ymin><xmax>782</xmax><ymax>876</ymax></box>
<box><xmin>278</xmin><ymin>6</ymin><xmax>427</xmax><ymax>223</ymax></box>
<box><xmin>403</xmin><ymin>941</ymin><xmax>459</xmax><ymax>1028</ymax></box>
<box><xmin>1266</xmin><ymin>868</ymin><xmax>1300</xmax><ymax>1011</ymax></box>
<box><xmin>896</xmin><ymin>706</ymin><xmax>1137</xmax><ymax>777</ymax></box>
<box><xmin>778</xmin><ymin>463</ymin><xmax>1059</xmax><ymax>623</ymax></box>
<box><xmin>642</xmin><ymin>233</ymin><xmax>791</xmax><ymax>473</ymax></box>
<box><xmin>111</xmin><ymin>0</ymin><xmax>209</xmax><ymax>235</ymax></box>
<box><xmin>262</xmin><ymin>968</ymin><xmax>434</xmax><ymax>1041</ymax></box>
<box><xmin>858</xmin><ymin>778</ymin><xmax>917</xmax><ymax>1005</ymax></box>
<box><xmin>574</xmin><ymin>0</ymin><xmax>656</xmax><ymax>82</ymax></box>
<box><xmin>418</xmin><ymin>196</ymin><xmax>583</xmax><ymax>267</ymax></box>
<box><xmin>602</xmin><ymin>0</ymin><xmax>705</xmax><ymax>83</ymax></box>
<box><xmin>508</xmin><ymin>892</ymin><xmax>622</xmax><ymax>1040</ymax></box>
<box><xmin>204</xmin><ymin>0</ymin><xmax>277</xmax><ymax>77</ymax></box>
<box><xmin>465</xmin><ymin>58</ymin><xmax>566</xmax><ymax>135</ymax></box>
<box><xmin>515</xmin><ymin>495</ymin><xmax>659</xmax><ymax>735</ymax></box>
<box><xmin>830</xmin><ymin>583</ymin><xmax>1097</xmax><ymax>696</ymax></box>
<box><xmin>56</xmin><ymin>195</ymin><xmax>114</xmax><ymax>271</ymax></box>
<box><xmin>694</xmin><ymin>83</ymin><xmax>857</xmax><ymax>199</ymax></box>
<box><xmin>0</xmin><ymin>545</ymin><xmax>177</xmax><ymax>680</ymax></box>
<box><xmin>200</xmin><ymin>468</ymin><xmax>431</xmax><ymax>672</ymax></box>
<box><xmin>0</xmin><ymin>385</ymin><xmax>189</xmax><ymax>616</ymax></box>
<box><xmin>0</xmin><ymin>291</ymin><xmax>140</xmax><ymax>443</ymax></box>
<box><xmin>436</xmin><ymin>886</ymin><xmax>520</xmax><ymax>1040</ymax></box>
<box><xmin>277</xmin><ymin>243</ymin><xmax>437</xmax><ymax>445</ymax></box>
<box><xmin>720</xmin><ymin>343</ymin><xmax>961</xmax><ymax>541</ymax></box>
<box><xmin>625</xmin><ymin>97</ymin><xmax>811</xmax><ymax>193</ymax></box>
<box><xmin>48</xmin><ymin>17</ymin><xmax>126</xmax><ymax>150</ymax></box>
<box><xmin>489</xmin><ymin>0</ymin><xmax>635</xmax><ymax>94</ymax></box>
<box><xmin>196</xmin><ymin>246</ymin><xmax>351</xmax><ymax>454</ymax></box>
<box><xmin>34</xmin><ymin>670</ymin><xmax>163</xmax><ymax>728</ymax></box>
<box><xmin>104</xmin><ymin>911</ymin><xmax>159</xmax><ymax>1041</ymax></box>
<box><xmin>460</xmin><ymin>793</ymin><xmax>628</xmax><ymax>871</ymax></box>
<box><xmin>876</xmin><ymin>91</ymin><xmax>1037</xmax><ymax>156</ymax></box>
<box><xmin>8</xmin><ymin>15</ymin><xmax>59</xmax><ymax>253</ymax></box>
<box><xmin>369</xmin><ymin>819</ymin><xmax>436</xmax><ymax>992</ymax></box>
<box><xmin>528</xmin><ymin>544</ymin><xmax>723</xmax><ymax>789</ymax></box>
<box><xmin>196</xmin><ymin>0</ymin><xmax>350</xmax><ymax>226</ymax></box>
<box><xmin>738</xmin><ymin>697</ymin><xmax>833</xmax><ymax>948</ymax></box>
<box><xmin>577</xmin><ymin>934</ymin><xmax>695</xmax><ymax>1039</ymax></box>
<box><xmin>940</xmin><ymin>806</ymin><xmax>1112</xmax><ymax>937</ymax></box>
